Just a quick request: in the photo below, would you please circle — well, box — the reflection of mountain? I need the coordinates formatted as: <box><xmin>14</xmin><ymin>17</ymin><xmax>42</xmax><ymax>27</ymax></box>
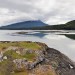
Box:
<box><xmin>19</xmin><ymin>32</ymin><xmax>46</xmax><ymax>38</ymax></box>
<box><xmin>65</xmin><ymin>34</ymin><xmax>75</xmax><ymax>40</ymax></box>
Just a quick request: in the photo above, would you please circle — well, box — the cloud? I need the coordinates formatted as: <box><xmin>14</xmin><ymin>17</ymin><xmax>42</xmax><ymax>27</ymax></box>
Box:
<box><xmin>0</xmin><ymin>0</ymin><xmax>75</xmax><ymax>26</ymax></box>
<box><xmin>0</xmin><ymin>8</ymin><xmax>36</xmax><ymax>26</ymax></box>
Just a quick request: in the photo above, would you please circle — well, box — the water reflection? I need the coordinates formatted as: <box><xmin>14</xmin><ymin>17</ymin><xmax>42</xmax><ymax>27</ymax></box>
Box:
<box><xmin>65</xmin><ymin>34</ymin><xmax>75</xmax><ymax>40</ymax></box>
<box><xmin>25</xmin><ymin>32</ymin><xmax>46</xmax><ymax>38</ymax></box>
<box><xmin>0</xmin><ymin>30</ymin><xmax>75</xmax><ymax>61</ymax></box>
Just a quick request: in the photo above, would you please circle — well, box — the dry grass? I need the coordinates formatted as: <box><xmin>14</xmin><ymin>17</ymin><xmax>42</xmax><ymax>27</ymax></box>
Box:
<box><xmin>33</xmin><ymin>65</ymin><xmax>56</xmax><ymax>75</ymax></box>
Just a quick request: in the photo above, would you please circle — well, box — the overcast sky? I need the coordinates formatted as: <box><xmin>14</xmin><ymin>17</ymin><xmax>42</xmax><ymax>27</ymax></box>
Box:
<box><xmin>0</xmin><ymin>0</ymin><xmax>75</xmax><ymax>26</ymax></box>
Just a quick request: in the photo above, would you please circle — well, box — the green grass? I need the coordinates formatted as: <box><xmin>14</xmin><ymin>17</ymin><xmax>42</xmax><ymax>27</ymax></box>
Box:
<box><xmin>0</xmin><ymin>59</ymin><xmax>15</xmax><ymax>75</ymax></box>
<box><xmin>18</xmin><ymin>42</ymin><xmax>41</xmax><ymax>50</ymax></box>
<box><xmin>0</xmin><ymin>59</ymin><xmax>28</xmax><ymax>75</ymax></box>
<box><xmin>0</xmin><ymin>50</ymin><xmax>36</xmax><ymax>75</ymax></box>
<box><xmin>0</xmin><ymin>42</ymin><xmax>41</xmax><ymax>51</ymax></box>
<box><xmin>3</xmin><ymin>50</ymin><xmax>37</xmax><ymax>61</ymax></box>
<box><xmin>23</xmin><ymin>53</ymin><xmax>36</xmax><ymax>61</ymax></box>
<box><xmin>3</xmin><ymin>50</ymin><xmax>24</xmax><ymax>59</ymax></box>
<box><xmin>0</xmin><ymin>42</ymin><xmax>44</xmax><ymax>75</ymax></box>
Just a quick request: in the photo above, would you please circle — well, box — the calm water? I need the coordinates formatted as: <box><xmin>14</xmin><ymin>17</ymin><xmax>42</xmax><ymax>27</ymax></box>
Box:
<box><xmin>0</xmin><ymin>30</ymin><xmax>75</xmax><ymax>61</ymax></box>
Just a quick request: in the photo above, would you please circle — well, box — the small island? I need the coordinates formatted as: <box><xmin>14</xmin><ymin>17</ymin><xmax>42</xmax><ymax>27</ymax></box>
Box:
<box><xmin>16</xmin><ymin>32</ymin><xmax>28</xmax><ymax>34</ymax></box>
<box><xmin>0</xmin><ymin>41</ymin><xmax>75</xmax><ymax>75</ymax></box>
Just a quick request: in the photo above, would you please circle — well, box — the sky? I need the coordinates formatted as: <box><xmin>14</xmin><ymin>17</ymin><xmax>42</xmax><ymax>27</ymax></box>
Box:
<box><xmin>0</xmin><ymin>0</ymin><xmax>75</xmax><ymax>26</ymax></box>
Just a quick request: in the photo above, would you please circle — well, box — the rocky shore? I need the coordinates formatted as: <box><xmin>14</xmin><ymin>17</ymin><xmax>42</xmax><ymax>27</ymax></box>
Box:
<box><xmin>0</xmin><ymin>41</ymin><xmax>75</xmax><ymax>75</ymax></box>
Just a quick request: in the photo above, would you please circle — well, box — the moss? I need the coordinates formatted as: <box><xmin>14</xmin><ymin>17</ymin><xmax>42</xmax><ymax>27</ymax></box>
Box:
<box><xmin>3</xmin><ymin>50</ymin><xmax>37</xmax><ymax>61</ymax></box>
<box><xmin>3</xmin><ymin>50</ymin><xmax>23</xmax><ymax>59</ymax></box>
<box><xmin>13</xmin><ymin>71</ymin><xmax>28</xmax><ymax>75</ymax></box>
<box><xmin>23</xmin><ymin>53</ymin><xmax>36</xmax><ymax>61</ymax></box>
<box><xmin>0</xmin><ymin>42</ymin><xmax>41</xmax><ymax>51</ymax></box>
<box><xmin>18</xmin><ymin>42</ymin><xmax>41</xmax><ymax>50</ymax></box>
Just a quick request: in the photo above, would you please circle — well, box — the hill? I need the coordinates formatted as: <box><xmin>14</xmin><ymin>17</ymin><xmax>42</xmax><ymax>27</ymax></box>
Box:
<box><xmin>65</xmin><ymin>20</ymin><xmax>75</xmax><ymax>29</ymax></box>
<box><xmin>30</xmin><ymin>20</ymin><xmax>75</xmax><ymax>30</ymax></box>
<box><xmin>0</xmin><ymin>20</ymin><xmax>47</xmax><ymax>30</ymax></box>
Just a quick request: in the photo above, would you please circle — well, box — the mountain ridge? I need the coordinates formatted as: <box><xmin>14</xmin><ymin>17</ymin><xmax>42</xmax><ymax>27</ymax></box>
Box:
<box><xmin>0</xmin><ymin>20</ymin><xmax>75</xmax><ymax>30</ymax></box>
<box><xmin>30</xmin><ymin>20</ymin><xmax>75</xmax><ymax>30</ymax></box>
<box><xmin>0</xmin><ymin>20</ymin><xmax>47</xmax><ymax>30</ymax></box>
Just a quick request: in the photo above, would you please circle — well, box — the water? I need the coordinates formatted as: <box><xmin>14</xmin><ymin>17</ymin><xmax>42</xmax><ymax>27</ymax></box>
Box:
<box><xmin>0</xmin><ymin>30</ymin><xmax>75</xmax><ymax>62</ymax></box>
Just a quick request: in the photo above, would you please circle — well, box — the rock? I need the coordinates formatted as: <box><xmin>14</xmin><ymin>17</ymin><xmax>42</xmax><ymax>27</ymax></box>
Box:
<box><xmin>45</xmin><ymin>48</ymin><xmax>75</xmax><ymax>75</ymax></box>
<box><xmin>3</xmin><ymin>56</ymin><xmax>7</xmax><ymax>60</ymax></box>
<box><xmin>69</xmin><ymin>64</ymin><xmax>74</xmax><ymax>69</ymax></box>
<box><xmin>13</xmin><ymin>59</ymin><xmax>29</xmax><ymax>70</ymax></box>
<box><xmin>25</xmin><ymin>50</ymin><xmax>34</xmax><ymax>54</ymax></box>
<box><xmin>0</xmin><ymin>52</ymin><xmax>3</xmax><ymax>62</ymax></box>
<box><xmin>13</xmin><ymin>54</ymin><xmax>45</xmax><ymax>70</ymax></box>
<box><xmin>16</xmin><ymin>51</ymin><xmax>20</xmax><ymax>54</ymax></box>
<box><xmin>0</xmin><ymin>41</ymin><xmax>75</xmax><ymax>75</ymax></box>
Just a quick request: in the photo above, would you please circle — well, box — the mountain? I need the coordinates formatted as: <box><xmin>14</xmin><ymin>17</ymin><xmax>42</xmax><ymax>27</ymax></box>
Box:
<box><xmin>0</xmin><ymin>20</ymin><xmax>47</xmax><ymax>30</ymax></box>
<box><xmin>0</xmin><ymin>20</ymin><xmax>75</xmax><ymax>30</ymax></box>
<box><xmin>31</xmin><ymin>20</ymin><xmax>75</xmax><ymax>30</ymax></box>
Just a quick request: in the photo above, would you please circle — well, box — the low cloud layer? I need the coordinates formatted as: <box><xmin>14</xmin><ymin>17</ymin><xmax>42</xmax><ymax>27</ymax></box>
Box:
<box><xmin>0</xmin><ymin>0</ymin><xmax>75</xmax><ymax>26</ymax></box>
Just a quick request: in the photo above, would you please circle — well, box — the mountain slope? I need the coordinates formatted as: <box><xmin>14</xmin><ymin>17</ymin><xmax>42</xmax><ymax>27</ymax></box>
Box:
<box><xmin>0</xmin><ymin>20</ymin><xmax>47</xmax><ymax>30</ymax></box>
<box><xmin>31</xmin><ymin>20</ymin><xmax>75</xmax><ymax>30</ymax></box>
<box><xmin>65</xmin><ymin>20</ymin><xmax>75</xmax><ymax>29</ymax></box>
